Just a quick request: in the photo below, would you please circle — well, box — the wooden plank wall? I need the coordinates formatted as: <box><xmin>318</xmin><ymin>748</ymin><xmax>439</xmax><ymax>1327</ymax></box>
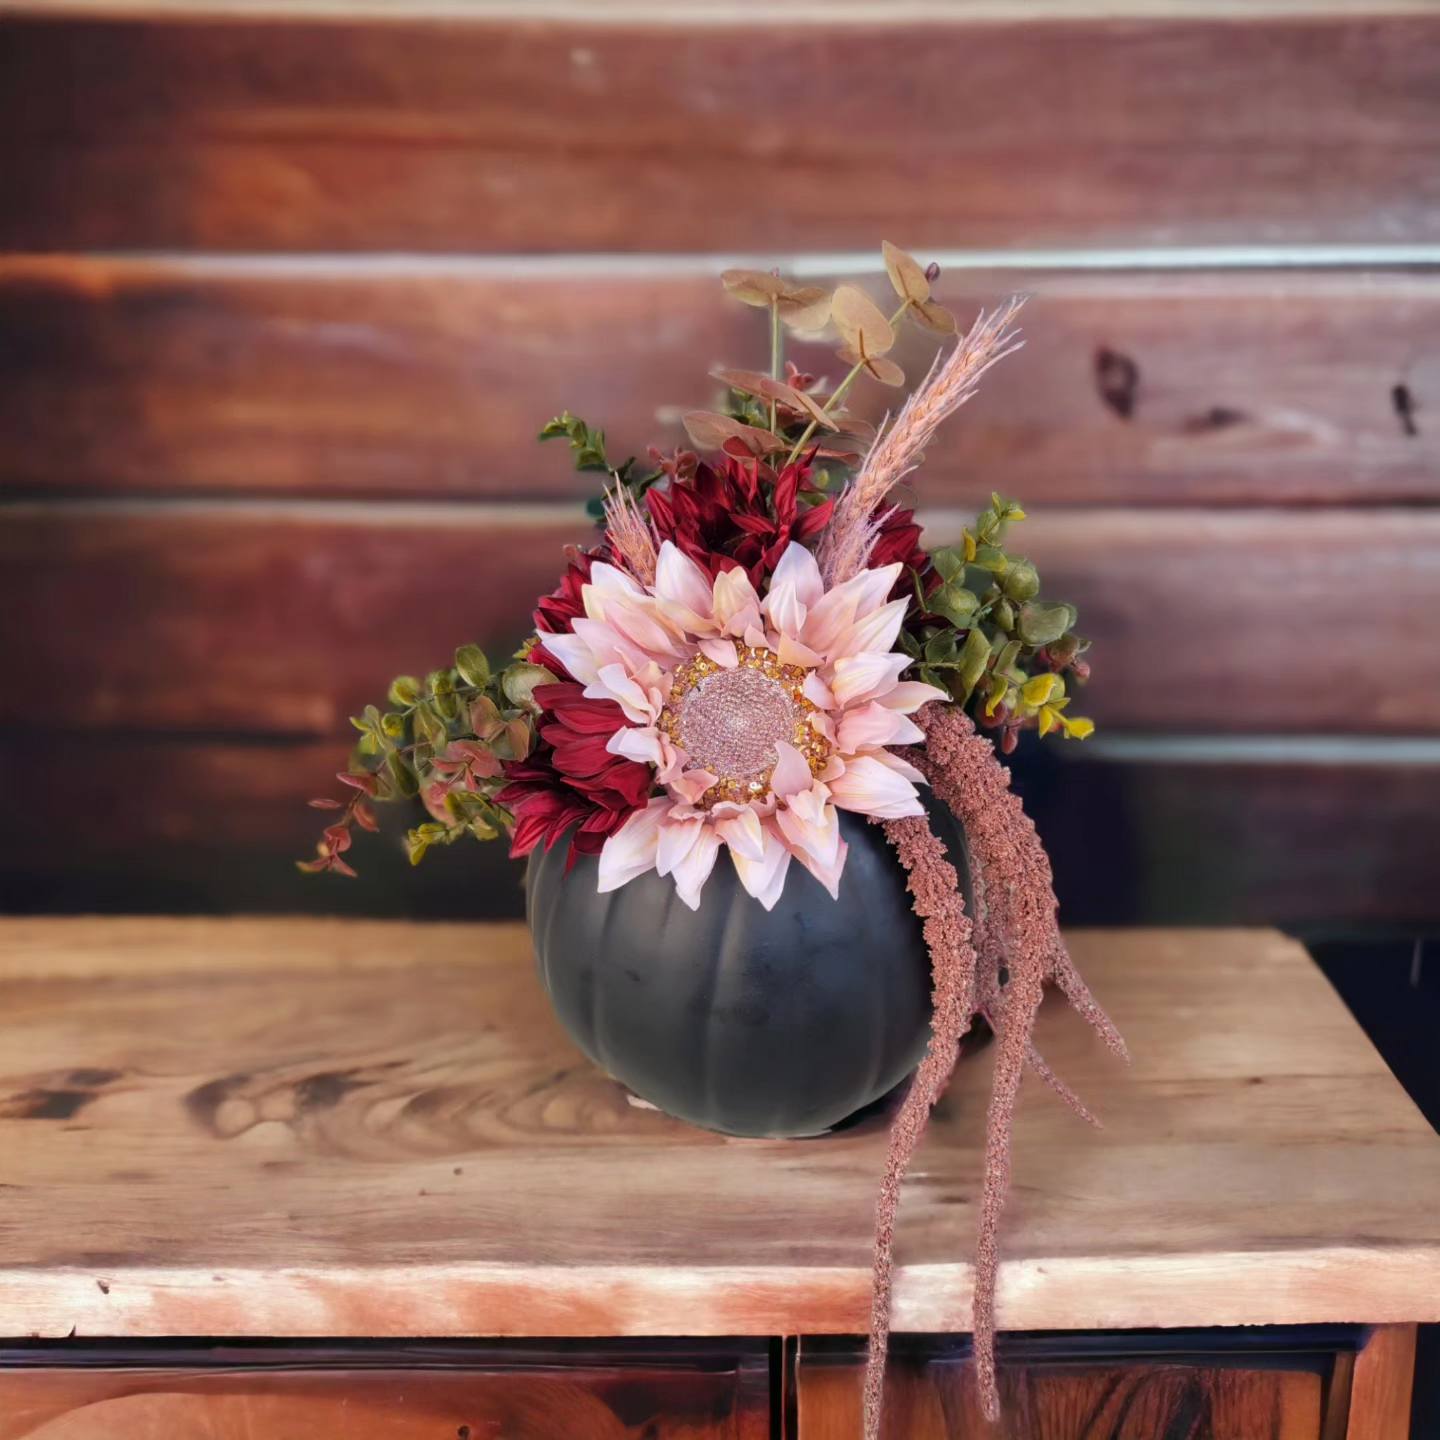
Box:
<box><xmin>2</xmin><ymin>4</ymin><xmax>1438</xmax><ymax>929</ymax></box>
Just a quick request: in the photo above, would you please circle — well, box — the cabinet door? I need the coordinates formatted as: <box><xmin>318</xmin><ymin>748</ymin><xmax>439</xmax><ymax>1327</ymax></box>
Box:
<box><xmin>0</xmin><ymin>1342</ymin><xmax>770</xmax><ymax>1440</ymax></box>
<box><xmin>795</xmin><ymin>1331</ymin><xmax>1346</xmax><ymax>1440</ymax></box>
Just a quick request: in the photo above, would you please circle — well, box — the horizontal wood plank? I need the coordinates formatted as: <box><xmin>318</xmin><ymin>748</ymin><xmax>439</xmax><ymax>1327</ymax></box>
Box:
<box><xmin>4</xmin><ymin>504</ymin><xmax>1438</xmax><ymax>736</ymax></box>
<box><xmin>2</xmin><ymin>13</ymin><xmax>1439</xmax><ymax>251</ymax></box>
<box><xmin>1</xmin><ymin>921</ymin><xmax>1438</xmax><ymax>1339</ymax></box>
<box><xmin>3</xmin><ymin>258</ymin><xmax>1437</xmax><ymax>506</ymax></box>
<box><xmin>3</xmin><ymin>735</ymin><xmax>1437</xmax><ymax>927</ymax></box>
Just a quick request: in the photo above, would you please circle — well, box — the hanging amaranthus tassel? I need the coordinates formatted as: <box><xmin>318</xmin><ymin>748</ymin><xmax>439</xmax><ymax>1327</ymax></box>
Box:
<box><xmin>865</xmin><ymin>703</ymin><xmax>1127</xmax><ymax>1436</ymax></box>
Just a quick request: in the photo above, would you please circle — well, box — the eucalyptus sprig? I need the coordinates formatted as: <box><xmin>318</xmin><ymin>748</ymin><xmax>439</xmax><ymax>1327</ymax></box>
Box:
<box><xmin>900</xmin><ymin>493</ymin><xmax>1094</xmax><ymax>752</ymax></box>
<box><xmin>299</xmin><ymin>644</ymin><xmax>554</xmax><ymax>875</ymax></box>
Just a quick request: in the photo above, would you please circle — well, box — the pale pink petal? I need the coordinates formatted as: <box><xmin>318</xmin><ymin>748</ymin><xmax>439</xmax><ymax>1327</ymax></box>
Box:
<box><xmin>876</xmin><ymin>679</ymin><xmax>950</xmax><ymax>712</ymax></box>
<box><xmin>669</xmin><ymin>767</ymin><xmax>718</xmax><ymax>806</ymax></box>
<box><xmin>653</xmin><ymin>541</ymin><xmax>714</xmax><ymax>617</ymax></box>
<box><xmin>699</xmin><ymin>637</ymin><xmax>739</xmax><ymax>667</ymax></box>
<box><xmin>836</xmin><ymin>701</ymin><xmax>925</xmax><ymax>753</ymax></box>
<box><xmin>656</xmin><ymin>815</ymin><xmax>703</xmax><ymax>878</ymax></box>
<box><xmin>717</xmin><ymin>806</ymin><xmax>765</xmax><ymax>863</ymax></box>
<box><xmin>802</xmin><ymin>564</ymin><xmax>902</xmax><ymax>654</ymax></box>
<box><xmin>711</xmin><ymin>566</ymin><xmax>763</xmax><ymax>635</ymax></box>
<box><xmin>589</xmin><ymin>662</ymin><xmax>659</xmax><ymax>724</ymax></box>
<box><xmin>832</xmin><ymin>596</ymin><xmax>910</xmax><ymax>662</ymax></box>
<box><xmin>863</xmin><ymin>747</ymin><xmax>927</xmax><ymax>784</ymax></box>
<box><xmin>539</xmin><ymin>629</ymin><xmax>602</xmax><ymax>687</ymax></box>
<box><xmin>583</xmin><ymin>560</ymin><xmax>646</xmax><ymax>608</ymax></box>
<box><xmin>606</xmin><ymin>725</ymin><xmax>664</xmax><ymax>765</ymax></box>
<box><xmin>803</xmin><ymin>671</ymin><xmax>834</xmax><ymax>709</ymax></box>
<box><xmin>572</xmin><ymin>615</ymin><xmax>652</xmax><ymax>676</ymax></box>
<box><xmin>604</xmin><ymin>600</ymin><xmax>687</xmax><ymax>663</ymax></box>
<box><xmin>830</xmin><ymin>652</ymin><xmax>910</xmax><ymax>709</ymax></box>
<box><xmin>807</xmin><ymin>710</ymin><xmax>836</xmax><ymax>744</ymax></box>
<box><xmin>671</xmin><ymin>825</ymin><xmax>723</xmax><ymax>910</ymax></box>
<box><xmin>770</xmin><ymin>740</ymin><xmax>813</xmax><ymax>800</ymax></box>
<box><xmin>776</xmin><ymin>793</ymin><xmax>840</xmax><ymax>868</ymax></box>
<box><xmin>844</xmin><ymin>563</ymin><xmax>903</xmax><ymax>620</ymax></box>
<box><xmin>778</xmin><ymin>633</ymin><xmax>824</xmax><ymax>669</ymax></box>
<box><xmin>596</xmin><ymin>799</ymin><xmax>668</xmax><ymax>892</ymax></box>
<box><xmin>799</xmin><ymin>585</ymin><xmax>859</xmax><ymax>656</ymax></box>
<box><xmin>794</xmin><ymin>835</ymin><xmax>849</xmax><ymax>900</ymax></box>
<box><xmin>731</xmin><ymin>819</ymin><xmax>792</xmax><ymax>910</ymax></box>
<box><xmin>763</xmin><ymin>579</ymin><xmax>807</xmax><ymax>641</ymax></box>
<box><xmin>743</xmin><ymin>623</ymin><xmax>770</xmax><ymax>651</ymax></box>
<box><xmin>827</xmin><ymin>753</ymin><xmax>925</xmax><ymax>820</ymax></box>
<box><xmin>770</xmin><ymin>541</ymin><xmax>825</xmax><ymax>608</ymax></box>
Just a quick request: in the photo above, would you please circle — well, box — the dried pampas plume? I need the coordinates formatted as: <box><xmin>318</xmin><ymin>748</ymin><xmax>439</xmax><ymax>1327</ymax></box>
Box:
<box><xmin>819</xmin><ymin>298</ymin><xmax>1027</xmax><ymax>587</ymax></box>
<box><xmin>601</xmin><ymin>482</ymin><xmax>659</xmax><ymax>586</ymax></box>
<box><xmin>863</xmin><ymin>703</ymin><xmax>1126</xmax><ymax>1437</ymax></box>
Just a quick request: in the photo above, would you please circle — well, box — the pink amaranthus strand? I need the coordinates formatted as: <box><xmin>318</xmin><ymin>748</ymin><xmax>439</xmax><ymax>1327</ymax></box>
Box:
<box><xmin>820</xmin><ymin>299</ymin><xmax>1027</xmax><ymax>587</ymax></box>
<box><xmin>865</xmin><ymin>810</ymin><xmax>978</xmax><ymax>1440</ymax></box>
<box><xmin>865</xmin><ymin>702</ymin><xmax>1127</xmax><ymax>1433</ymax></box>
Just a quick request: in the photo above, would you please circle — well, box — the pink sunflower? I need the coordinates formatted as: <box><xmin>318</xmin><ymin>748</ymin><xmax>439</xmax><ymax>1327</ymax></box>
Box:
<box><xmin>540</xmin><ymin>540</ymin><xmax>946</xmax><ymax>910</ymax></box>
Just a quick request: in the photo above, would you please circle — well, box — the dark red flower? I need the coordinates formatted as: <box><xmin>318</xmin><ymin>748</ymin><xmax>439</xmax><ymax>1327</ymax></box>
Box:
<box><xmin>646</xmin><ymin>454</ymin><xmax>834</xmax><ymax>586</ymax></box>
<box><xmin>496</xmin><ymin>681</ymin><xmax>651</xmax><ymax>863</ymax></box>
<box><xmin>534</xmin><ymin>546</ymin><xmax>600</xmax><ymax>636</ymax></box>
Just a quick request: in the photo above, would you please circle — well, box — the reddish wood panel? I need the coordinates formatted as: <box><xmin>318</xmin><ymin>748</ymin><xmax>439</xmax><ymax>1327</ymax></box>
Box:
<box><xmin>3</xmin><ymin>258</ymin><xmax>1436</xmax><ymax>506</ymax></box>
<box><xmin>796</xmin><ymin>1343</ymin><xmax>1324</xmax><ymax>1439</ymax></box>
<box><xmin>1345</xmin><ymin>1326</ymin><xmax>1417</xmax><ymax>1440</ymax></box>
<box><xmin>4</xmin><ymin>505</ymin><xmax>1438</xmax><ymax>737</ymax></box>
<box><xmin>2</xmin><ymin>13</ymin><xmax>1439</xmax><ymax>251</ymax></box>
<box><xmin>0</xmin><ymin>1349</ymin><xmax>770</xmax><ymax>1440</ymax></box>
<box><xmin>3</xmin><ymin>734</ymin><xmax>1437</xmax><ymax>926</ymax></box>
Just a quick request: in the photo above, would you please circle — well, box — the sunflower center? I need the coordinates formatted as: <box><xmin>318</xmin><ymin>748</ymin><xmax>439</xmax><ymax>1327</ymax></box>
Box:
<box><xmin>659</xmin><ymin>644</ymin><xmax>831</xmax><ymax>806</ymax></box>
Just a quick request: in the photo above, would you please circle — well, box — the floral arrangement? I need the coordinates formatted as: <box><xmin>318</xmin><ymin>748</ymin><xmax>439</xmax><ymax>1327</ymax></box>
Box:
<box><xmin>302</xmin><ymin>244</ymin><xmax>1123</xmax><ymax>1433</ymax></box>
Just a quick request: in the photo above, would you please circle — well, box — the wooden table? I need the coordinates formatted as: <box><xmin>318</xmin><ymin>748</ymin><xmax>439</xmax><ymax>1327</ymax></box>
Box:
<box><xmin>1</xmin><ymin>919</ymin><xmax>1437</xmax><ymax>1438</ymax></box>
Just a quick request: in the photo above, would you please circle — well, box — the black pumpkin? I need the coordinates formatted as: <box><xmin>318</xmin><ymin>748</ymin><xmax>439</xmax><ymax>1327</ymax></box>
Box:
<box><xmin>526</xmin><ymin>795</ymin><xmax>971</xmax><ymax>1137</ymax></box>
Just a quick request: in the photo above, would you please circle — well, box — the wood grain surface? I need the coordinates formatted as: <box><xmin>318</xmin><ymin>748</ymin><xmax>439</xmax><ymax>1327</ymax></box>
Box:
<box><xmin>1</xmin><ymin>920</ymin><xmax>1438</xmax><ymax>1340</ymax></box>
<box><xmin>3</xmin><ymin>258</ymin><xmax>1436</xmax><ymax>507</ymax></box>
<box><xmin>3</xmin><ymin>12</ymin><xmax>1438</xmax><ymax>252</ymax></box>
<box><xmin>0</xmin><ymin>1348</ymin><xmax>770</xmax><ymax>1440</ymax></box>
<box><xmin>6</xmin><ymin>505</ymin><xmax>1438</xmax><ymax>736</ymax></box>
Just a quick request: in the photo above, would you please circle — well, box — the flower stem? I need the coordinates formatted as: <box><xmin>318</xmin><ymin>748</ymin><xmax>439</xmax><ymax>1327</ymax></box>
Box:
<box><xmin>784</xmin><ymin>298</ymin><xmax>911</xmax><ymax>466</ymax></box>
<box><xmin>768</xmin><ymin>298</ymin><xmax>783</xmax><ymax>433</ymax></box>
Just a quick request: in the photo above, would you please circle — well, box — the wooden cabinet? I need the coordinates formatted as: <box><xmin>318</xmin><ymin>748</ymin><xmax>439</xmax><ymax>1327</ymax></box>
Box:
<box><xmin>0</xmin><ymin>923</ymin><xmax>1434</xmax><ymax>1440</ymax></box>
<box><xmin>0</xmin><ymin>1345</ymin><xmax>770</xmax><ymax>1440</ymax></box>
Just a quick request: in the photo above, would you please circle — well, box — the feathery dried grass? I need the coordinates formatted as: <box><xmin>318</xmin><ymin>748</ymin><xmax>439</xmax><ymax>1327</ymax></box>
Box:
<box><xmin>820</xmin><ymin>298</ymin><xmax>1027</xmax><ymax>586</ymax></box>
<box><xmin>601</xmin><ymin>482</ymin><xmax>659</xmax><ymax>586</ymax></box>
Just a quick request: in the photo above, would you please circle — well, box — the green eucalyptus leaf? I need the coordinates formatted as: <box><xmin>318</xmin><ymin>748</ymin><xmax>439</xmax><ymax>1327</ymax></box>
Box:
<box><xmin>502</xmin><ymin>661</ymin><xmax>557</xmax><ymax>714</ymax></box>
<box><xmin>1018</xmin><ymin>601</ymin><xmax>1077</xmax><ymax>647</ymax></box>
<box><xmin>929</xmin><ymin>545</ymin><xmax>968</xmax><ymax>583</ymax></box>
<box><xmin>387</xmin><ymin>675</ymin><xmax>422</xmax><ymax>707</ymax></box>
<box><xmin>454</xmin><ymin>644</ymin><xmax>490</xmax><ymax>689</ymax></box>
<box><xmin>924</xmin><ymin>629</ymin><xmax>960</xmax><ymax>664</ymax></box>
<box><xmin>928</xmin><ymin>582</ymin><xmax>980</xmax><ymax>627</ymax></box>
<box><xmin>957</xmin><ymin>625</ymin><xmax>991</xmax><ymax>702</ymax></box>
<box><xmin>970</xmin><ymin>544</ymin><xmax>1009</xmax><ymax>574</ymax></box>
<box><xmin>385</xmin><ymin>751</ymin><xmax>419</xmax><ymax>798</ymax></box>
<box><xmin>1001</xmin><ymin>560</ymin><xmax>1039</xmax><ymax>602</ymax></box>
<box><xmin>994</xmin><ymin>598</ymin><xmax>1015</xmax><ymax>632</ymax></box>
